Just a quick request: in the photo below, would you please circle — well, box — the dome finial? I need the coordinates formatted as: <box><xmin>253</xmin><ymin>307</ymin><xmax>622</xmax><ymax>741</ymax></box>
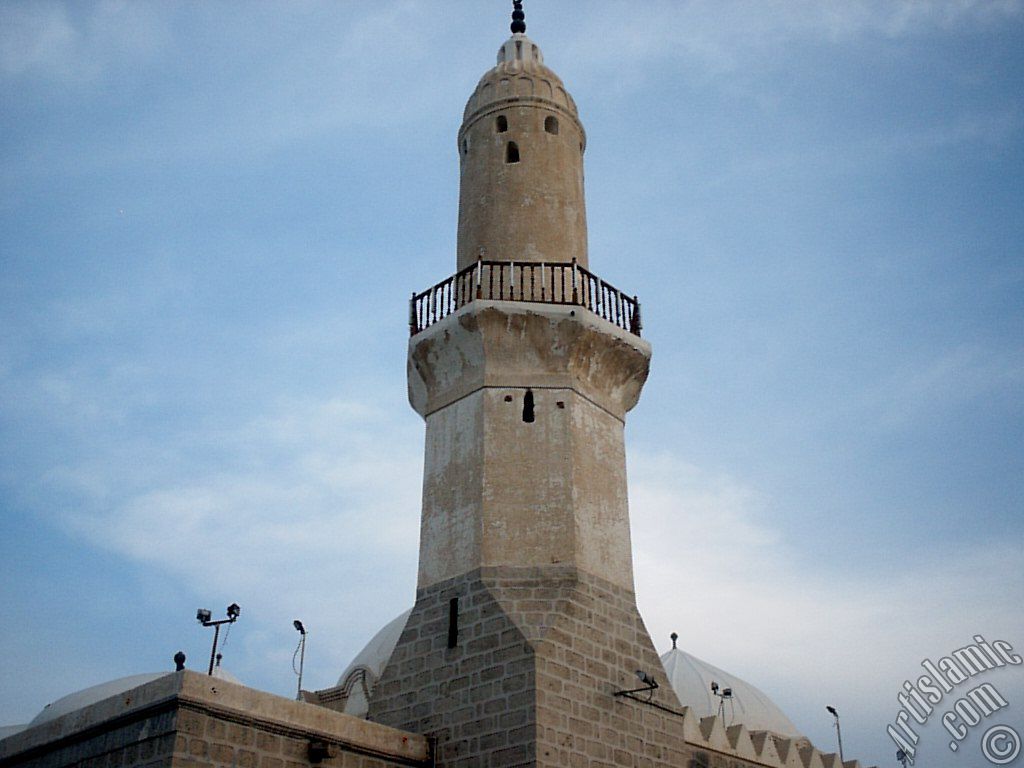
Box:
<box><xmin>510</xmin><ymin>0</ymin><xmax>526</xmax><ymax>34</ymax></box>
<box><xmin>670</xmin><ymin>632</ymin><xmax>678</xmax><ymax>649</ymax></box>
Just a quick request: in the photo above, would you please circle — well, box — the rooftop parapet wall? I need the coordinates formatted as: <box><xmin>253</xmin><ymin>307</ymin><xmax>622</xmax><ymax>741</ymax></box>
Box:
<box><xmin>0</xmin><ymin>671</ymin><xmax>430</xmax><ymax>768</ymax></box>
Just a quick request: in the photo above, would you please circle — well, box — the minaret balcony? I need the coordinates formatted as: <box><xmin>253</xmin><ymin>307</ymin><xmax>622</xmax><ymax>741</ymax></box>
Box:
<box><xmin>410</xmin><ymin>258</ymin><xmax>642</xmax><ymax>337</ymax></box>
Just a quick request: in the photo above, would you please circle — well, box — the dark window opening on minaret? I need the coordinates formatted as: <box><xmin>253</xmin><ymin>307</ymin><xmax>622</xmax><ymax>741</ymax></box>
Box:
<box><xmin>545</xmin><ymin>115</ymin><xmax>559</xmax><ymax>135</ymax></box>
<box><xmin>496</xmin><ymin>115</ymin><xmax>508</xmax><ymax>133</ymax></box>
<box><xmin>461</xmin><ymin>138</ymin><xmax>468</xmax><ymax>156</ymax></box>
<box><xmin>523</xmin><ymin>389</ymin><xmax>535</xmax><ymax>422</ymax></box>
<box><xmin>506</xmin><ymin>141</ymin><xmax>520</xmax><ymax>164</ymax></box>
<box><xmin>447</xmin><ymin>597</ymin><xmax>459</xmax><ymax>648</ymax></box>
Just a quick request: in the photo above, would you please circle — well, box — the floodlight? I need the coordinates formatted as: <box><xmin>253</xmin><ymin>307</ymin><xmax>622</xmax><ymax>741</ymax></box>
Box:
<box><xmin>227</xmin><ymin>603</ymin><xmax>241</xmax><ymax>619</ymax></box>
<box><xmin>635</xmin><ymin>670</ymin><xmax>655</xmax><ymax>686</ymax></box>
<box><xmin>826</xmin><ymin>705</ymin><xmax>844</xmax><ymax>763</ymax></box>
<box><xmin>294</xmin><ymin>620</ymin><xmax>306</xmax><ymax>634</ymax></box>
<box><xmin>196</xmin><ymin>608</ymin><xmax>212</xmax><ymax>623</ymax></box>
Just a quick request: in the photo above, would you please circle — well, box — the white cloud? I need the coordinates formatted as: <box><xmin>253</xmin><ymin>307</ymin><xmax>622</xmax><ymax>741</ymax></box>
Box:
<box><xmin>0</xmin><ymin>1</ymin><xmax>169</xmax><ymax>82</ymax></box>
<box><xmin>50</xmin><ymin>395</ymin><xmax>423</xmax><ymax>682</ymax></box>
<box><xmin>562</xmin><ymin>0</ymin><xmax>1023</xmax><ymax>76</ymax></box>
<box><xmin>862</xmin><ymin>344</ymin><xmax>1024</xmax><ymax>428</ymax></box>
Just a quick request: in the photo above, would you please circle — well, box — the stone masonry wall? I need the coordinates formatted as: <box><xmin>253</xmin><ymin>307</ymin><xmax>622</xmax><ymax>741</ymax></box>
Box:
<box><xmin>0</xmin><ymin>672</ymin><xmax>429</xmax><ymax>768</ymax></box>
<box><xmin>368</xmin><ymin>566</ymin><xmax>858</xmax><ymax>768</ymax></box>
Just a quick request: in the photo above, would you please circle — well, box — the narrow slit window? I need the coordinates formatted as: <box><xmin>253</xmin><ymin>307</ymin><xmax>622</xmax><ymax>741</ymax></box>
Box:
<box><xmin>522</xmin><ymin>389</ymin><xmax>535</xmax><ymax>423</ymax></box>
<box><xmin>506</xmin><ymin>141</ymin><xmax>520</xmax><ymax>164</ymax></box>
<box><xmin>496</xmin><ymin>115</ymin><xmax>508</xmax><ymax>133</ymax></box>
<box><xmin>447</xmin><ymin>597</ymin><xmax>459</xmax><ymax>648</ymax></box>
<box><xmin>545</xmin><ymin>115</ymin><xmax>559</xmax><ymax>135</ymax></box>
<box><xmin>461</xmin><ymin>138</ymin><xmax>468</xmax><ymax>156</ymax></box>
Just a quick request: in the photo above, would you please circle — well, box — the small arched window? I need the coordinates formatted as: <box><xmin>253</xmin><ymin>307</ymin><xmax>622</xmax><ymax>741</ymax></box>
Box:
<box><xmin>496</xmin><ymin>115</ymin><xmax>508</xmax><ymax>133</ymax></box>
<box><xmin>545</xmin><ymin>115</ymin><xmax>559</xmax><ymax>135</ymax></box>
<box><xmin>506</xmin><ymin>141</ymin><xmax>520</xmax><ymax>164</ymax></box>
<box><xmin>461</xmin><ymin>138</ymin><xmax>468</xmax><ymax>156</ymax></box>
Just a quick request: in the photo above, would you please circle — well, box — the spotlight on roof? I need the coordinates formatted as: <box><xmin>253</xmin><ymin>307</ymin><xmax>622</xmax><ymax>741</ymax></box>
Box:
<box><xmin>710</xmin><ymin>681</ymin><xmax>719</xmax><ymax>694</ymax></box>
<box><xmin>722</xmin><ymin>687</ymin><xmax>733</xmax><ymax>698</ymax></box>
<box><xmin>614</xmin><ymin>669</ymin><xmax>658</xmax><ymax>699</ymax></box>
<box><xmin>196</xmin><ymin>602</ymin><xmax>242</xmax><ymax>675</ymax></box>
<box><xmin>293</xmin><ymin>620</ymin><xmax>308</xmax><ymax>700</ymax></box>
<box><xmin>826</xmin><ymin>705</ymin><xmax>845</xmax><ymax>763</ymax></box>
<box><xmin>635</xmin><ymin>670</ymin><xmax>656</xmax><ymax>687</ymax></box>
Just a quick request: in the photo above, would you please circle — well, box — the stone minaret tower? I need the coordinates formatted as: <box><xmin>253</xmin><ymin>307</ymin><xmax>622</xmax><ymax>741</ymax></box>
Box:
<box><xmin>370</xmin><ymin>6</ymin><xmax>687</xmax><ymax>766</ymax></box>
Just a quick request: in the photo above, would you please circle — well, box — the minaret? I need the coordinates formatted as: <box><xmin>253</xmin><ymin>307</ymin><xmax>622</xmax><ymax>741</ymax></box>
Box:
<box><xmin>370</xmin><ymin>7</ymin><xmax>681</xmax><ymax>765</ymax></box>
<box><xmin>456</xmin><ymin>1</ymin><xmax>588</xmax><ymax>270</ymax></box>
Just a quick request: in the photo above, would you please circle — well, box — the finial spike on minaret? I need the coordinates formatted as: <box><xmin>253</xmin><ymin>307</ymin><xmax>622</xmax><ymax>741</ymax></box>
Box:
<box><xmin>511</xmin><ymin>1</ymin><xmax>526</xmax><ymax>34</ymax></box>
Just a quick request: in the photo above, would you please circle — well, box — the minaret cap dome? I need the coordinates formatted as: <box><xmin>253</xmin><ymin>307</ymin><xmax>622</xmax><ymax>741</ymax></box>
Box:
<box><xmin>462</xmin><ymin>33</ymin><xmax>580</xmax><ymax>126</ymax></box>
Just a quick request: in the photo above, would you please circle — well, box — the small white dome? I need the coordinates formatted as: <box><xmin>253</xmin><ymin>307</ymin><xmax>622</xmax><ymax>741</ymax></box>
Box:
<box><xmin>334</xmin><ymin>609</ymin><xmax>411</xmax><ymax>718</ymax></box>
<box><xmin>0</xmin><ymin>724</ymin><xmax>28</xmax><ymax>741</ymax></box>
<box><xmin>27</xmin><ymin>667</ymin><xmax>244</xmax><ymax>729</ymax></box>
<box><xmin>210</xmin><ymin>665</ymin><xmax>241</xmax><ymax>684</ymax></box>
<box><xmin>29</xmin><ymin>673</ymin><xmax>169</xmax><ymax>726</ymax></box>
<box><xmin>660</xmin><ymin>646</ymin><xmax>803</xmax><ymax>738</ymax></box>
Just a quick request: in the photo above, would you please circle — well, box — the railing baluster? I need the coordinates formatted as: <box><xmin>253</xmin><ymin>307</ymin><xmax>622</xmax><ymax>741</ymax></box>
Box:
<box><xmin>410</xmin><ymin>260</ymin><xmax>641</xmax><ymax>337</ymax></box>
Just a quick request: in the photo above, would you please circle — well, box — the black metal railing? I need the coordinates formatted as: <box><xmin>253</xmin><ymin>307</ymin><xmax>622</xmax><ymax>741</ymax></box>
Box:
<box><xmin>410</xmin><ymin>258</ymin><xmax>642</xmax><ymax>337</ymax></box>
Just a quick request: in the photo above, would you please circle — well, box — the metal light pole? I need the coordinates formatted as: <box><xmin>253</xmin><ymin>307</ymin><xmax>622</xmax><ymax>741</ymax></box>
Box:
<box><xmin>826</xmin><ymin>705</ymin><xmax>845</xmax><ymax>764</ymax></box>
<box><xmin>196</xmin><ymin>603</ymin><xmax>241</xmax><ymax>676</ymax></box>
<box><xmin>293</xmin><ymin>620</ymin><xmax>307</xmax><ymax>700</ymax></box>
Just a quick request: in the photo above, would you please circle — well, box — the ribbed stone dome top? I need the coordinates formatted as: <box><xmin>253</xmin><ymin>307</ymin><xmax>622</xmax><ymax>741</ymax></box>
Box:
<box><xmin>462</xmin><ymin>34</ymin><xmax>580</xmax><ymax>128</ymax></box>
<box><xmin>660</xmin><ymin>647</ymin><xmax>805</xmax><ymax>739</ymax></box>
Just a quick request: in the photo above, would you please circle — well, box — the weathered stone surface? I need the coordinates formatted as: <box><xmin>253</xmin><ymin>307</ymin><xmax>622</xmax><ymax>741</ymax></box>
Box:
<box><xmin>409</xmin><ymin>303</ymin><xmax>650</xmax><ymax>594</ymax></box>
<box><xmin>0</xmin><ymin>672</ymin><xmax>429</xmax><ymax>768</ymax></box>
<box><xmin>457</xmin><ymin>35</ymin><xmax>588</xmax><ymax>270</ymax></box>
<box><xmin>369</xmin><ymin>567</ymin><xmax>697</xmax><ymax>767</ymax></box>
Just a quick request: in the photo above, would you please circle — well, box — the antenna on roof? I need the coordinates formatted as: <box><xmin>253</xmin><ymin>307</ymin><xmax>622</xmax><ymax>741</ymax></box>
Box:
<box><xmin>511</xmin><ymin>1</ymin><xmax>526</xmax><ymax>34</ymax></box>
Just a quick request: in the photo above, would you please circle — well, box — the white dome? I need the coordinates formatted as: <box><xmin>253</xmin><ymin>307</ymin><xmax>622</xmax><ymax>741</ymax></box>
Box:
<box><xmin>0</xmin><ymin>724</ymin><xmax>28</xmax><ymax>741</ymax></box>
<box><xmin>210</xmin><ymin>665</ymin><xmax>241</xmax><ymax>684</ymax></box>
<box><xmin>28</xmin><ymin>667</ymin><xmax>243</xmax><ymax>728</ymax></box>
<box><xmin>334</xmin><ymin>609</ymin><xmax>411</xmax><ymax>717</ymax></box>
<box><xmin>29</xmin><ymin>673</ymin><xmax>169</xmax><ymax>726</ymax></box>
<box><xmin>659</xmin><ymin>646</ymin><xmax>803</xmax><ymax>738</ymax></box>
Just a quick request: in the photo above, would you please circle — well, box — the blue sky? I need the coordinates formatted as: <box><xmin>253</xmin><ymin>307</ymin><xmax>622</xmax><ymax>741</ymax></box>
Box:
<box><xmin>1</xmin><ymin>1</ymin><xmax>1022</xmax><ymax>766</ymax></box>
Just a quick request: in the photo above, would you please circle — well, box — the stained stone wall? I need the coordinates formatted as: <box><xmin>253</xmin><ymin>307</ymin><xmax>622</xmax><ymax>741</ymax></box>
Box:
<box><xmin>367</xmin><ymin>568</ymin><xmax>692</xmax><ymax>766</ymax></box>
<box><xmin>369</xmin><ymin>566</ymin><xmax>864</xmax><ymax>768</ymax></box>
<box><xmin>0</xmin><ymin>672</ymin><xmax>430</xmax><ymax>768</ymax></box>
